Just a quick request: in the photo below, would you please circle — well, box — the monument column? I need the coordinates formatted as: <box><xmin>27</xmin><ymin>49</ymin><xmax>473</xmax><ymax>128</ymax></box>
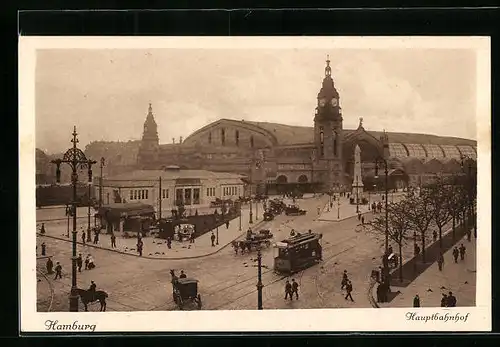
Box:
<box><xmin>351</xmin><ymin>144</ymin><xmax>365</xmax><ymax>203</ymax></box>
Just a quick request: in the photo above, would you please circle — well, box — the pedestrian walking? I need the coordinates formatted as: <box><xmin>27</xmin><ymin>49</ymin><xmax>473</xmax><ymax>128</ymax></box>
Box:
<box><xmin>437</xmin><ymin>253</ymin><xmax>444</xmax><ymax>271</ymax></box>
<box><xmin>167</xmin><ymin>236</ymin><xmax>173</xmax><ymax>249</ymax></box>
<box><xmin>210</xmin><ymin>232</ymin><xmax>216</xmax><ymax>247</ymax></box>
<box><xmin>93</xmin><ymin>231</ymin><xmax>99</xmax><ymax>245</ymax></box>
<box><xmin>76</xmin><ymin>254</ymin><xmax>83</xmax><ymax>272</ymax></box>
<box><xmin>440</xmin><ymin>293</ymin><xmax>448</xmax><ymax>307</ymax></box>
<box><xmin>345</xmin><ymin>280</ymin><xmax>354</xmax><ymax>302</ymax></box>
<box><xmin>54</xmin><ymin>262</ymin><xmax>62</xmax><ymax>279</ymax></box>
<box><xmin>137</xmin><ymin>240</ymin><xmax>143</xmax><ymax>256</ymax></box>
<box><xmin>447</xmin><ymin>292</ymin><xmax>457</xmax><ymax>307</ymax></box>
<box><xmin>452</xmin><ymin>247</ymin><xmax>459</xmax><ymax>263</ymax></box>
<box><xmin>84</xmin><ymin>254</ymin><xmax>89</xmax><ymax>270</ymax></box>
<box><xmin>284</xmin><ymin>280</ymin><xmax>293</xmax><ymax>300</ymax></box>
<box><xmin>41</xmin><ymin>242</ymin><xmax>46</xmax><ymax>256</ymax></box>
<box><xmin>81</xmin><ymin>231</ymin><xmax>86</xmax><ymax>245</ymax></box>
<box><xmin>413</xmin><ymin>294</ymin><xmax>421</xmax><ymax>307</ymax></box>
<box><xmin>459</xmin><ymin>243</ymin><xmax>466</xmax><ymax>261</ymax></box>
<box><xmin>40</xmin><ymin>223</ymin><xmax>46</xmax><ymax>235</ymax></box>
<box><xmin>291</xmin><ymin>279</ymin><xmax>299</xmax><ymax>300</ymax></box>
<box><xmin>357</xmin><ymin>213</ymin><xmax>361</xmax><ymax>221</ymax></box>
<box><xmin>341</xmin><ymin>270</ymin><xmax>348</xmax><ymax>289</ymax></box>
<box><xmin>317</xmin><ymin>207</ymin><xmax>321</xmax><ymax>215</ymax></box>
<box><xmin>87</xmin><ymin>254</ymin><xmax>96</xmax><ymax>269</ymax></box>
<box><xmin>361</xmin><ymin>216</ymin><xmax>365</xmax><ymax>225</ymax></box>
<box><xmin>46</xmin><ymin>257</ymin><xmax>53</xmax><ymax>274</ymax></box>
<box><xmin>111</xmin><ymin>233</ymin><xmax>116</xmax><ymax>248</ymax></box>
<box><xmin>226</xmin><ymin>220</ymin><xmax>230</xmax><ymax>229</ymax></box>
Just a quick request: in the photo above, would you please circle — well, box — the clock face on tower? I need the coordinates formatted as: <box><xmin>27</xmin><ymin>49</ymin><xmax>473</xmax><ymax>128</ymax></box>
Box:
<box><xmin>331</xmin><ymin>98</ymin><xmax>338</xmax><ymax>107</ymax></box>
<box><xmin>319</xmin><ymin>98</ymin><xmax>326</xmax><ymax>107</ymax></box>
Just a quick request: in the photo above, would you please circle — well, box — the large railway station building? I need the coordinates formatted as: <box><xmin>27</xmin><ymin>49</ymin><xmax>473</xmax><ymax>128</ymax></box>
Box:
<box><xmin>42</xmin><ymin>57</ymin><xmax>477</xmax><ymax>196</ymax></box>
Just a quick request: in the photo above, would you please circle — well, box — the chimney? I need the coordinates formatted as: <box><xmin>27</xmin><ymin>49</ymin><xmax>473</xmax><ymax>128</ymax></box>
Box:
<box><xmin>179</xmin><ymin>136</ymin><xmax>183</xmax><ymax>144</ymax></box>
<box><xmin>172</xmin><ymin>138</ymin><xmax>175</xmax><ymax>144</ymax></box>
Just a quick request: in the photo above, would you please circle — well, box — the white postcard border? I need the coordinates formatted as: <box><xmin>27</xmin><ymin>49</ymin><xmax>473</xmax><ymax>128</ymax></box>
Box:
<box><xmin>19</xmin><ymin>36</ymin><xmax>491</xmax><ymax>332</ymax></box>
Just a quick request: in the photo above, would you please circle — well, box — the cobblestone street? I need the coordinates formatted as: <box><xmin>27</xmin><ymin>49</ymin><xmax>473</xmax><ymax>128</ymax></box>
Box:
<box><xmin>35</xmin><ymin>194</ymin><xmax>475</xmax><ymax>312</ymax></box>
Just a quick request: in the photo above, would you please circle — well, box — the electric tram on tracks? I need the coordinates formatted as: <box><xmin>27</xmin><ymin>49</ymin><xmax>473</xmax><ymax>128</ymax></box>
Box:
<box><xmin>273</xmin><ymin>232</ymin><xmax>323</xmax><ymax>274</ymax></box>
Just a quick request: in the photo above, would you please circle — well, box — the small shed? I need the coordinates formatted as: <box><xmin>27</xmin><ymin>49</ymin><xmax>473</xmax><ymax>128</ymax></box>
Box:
<box><xmin>97</xmin><ymin>202</ymin><xmax>155</xmax><ymax>235</ymax></box>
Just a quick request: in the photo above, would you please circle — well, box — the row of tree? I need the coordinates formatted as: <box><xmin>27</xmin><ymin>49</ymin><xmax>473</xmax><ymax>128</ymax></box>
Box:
<box><xmin>370</xmin><ymin>172</ymin><xmax>476</xmax><ymax>282</ymax></box>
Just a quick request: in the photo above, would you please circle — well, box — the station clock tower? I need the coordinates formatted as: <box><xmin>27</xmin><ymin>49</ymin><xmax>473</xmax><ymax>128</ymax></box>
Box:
<box><xmin>313</xmin><ymin>56</ymin><xmax>344</xmax><ymax>191</ymax></box>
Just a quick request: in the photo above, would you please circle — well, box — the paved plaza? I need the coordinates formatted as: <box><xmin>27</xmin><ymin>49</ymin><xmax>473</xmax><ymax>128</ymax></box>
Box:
<box><xmin>35</xmin><ymin>194</ymin><xmax>476</xmax><ymax>312</ymax></box>
<box><xmin>376</xmin><ymin>234</ymin><xmax>476</xmax><ymax>308</ymax></box>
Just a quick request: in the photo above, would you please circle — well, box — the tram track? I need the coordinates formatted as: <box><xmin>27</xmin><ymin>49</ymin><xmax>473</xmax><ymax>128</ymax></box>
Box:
<box><xmin>36</xmin><ymin>268</ymin><xmax>54</xmax><ymax>312</ymax></box>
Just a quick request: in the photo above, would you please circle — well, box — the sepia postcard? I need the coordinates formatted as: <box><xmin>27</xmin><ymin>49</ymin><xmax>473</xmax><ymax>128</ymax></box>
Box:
<box><xmin>19</xmin><ymin>36</ymin><xmax>491</xmax><ymax>332</ymax></box>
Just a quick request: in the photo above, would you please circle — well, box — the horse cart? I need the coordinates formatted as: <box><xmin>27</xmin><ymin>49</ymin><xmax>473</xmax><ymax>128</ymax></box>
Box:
<box><xmin>285</xmin><ymin>205</ymin><xmax>307</xmax><ymax>216</ymax></box>
<box><xmin>171</xmin><ymin>271</ymin><xmax>202</xmax><ymax>310</ymax></box>
<box><xmin>232</xmin><ymin>230</ymin><xmax>274</xmax><ymax>254</ymax></box>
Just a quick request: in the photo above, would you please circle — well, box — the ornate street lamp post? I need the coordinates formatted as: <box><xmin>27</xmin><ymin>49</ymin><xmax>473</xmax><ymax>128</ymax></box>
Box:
<box><xmin>51</xmin><ymin>126</ymin><xmax>96</xmax><ymax>312</ymax></box>
<box><xmin>239</xmin><ymin>201</ymin><xmax>242</xmax><ymax>231</ymax></box>
<box><xmin>99</xmin><ymin>157</ymin><xmax>105</xmax><ymax>209</ymax></box>
<box><xmin>460</xmin><ymin>155</ymin><xmax>476</xmax><ymax>239</ymax></box>
<box><xmin>375</xmin><ymin>157</ymin><xmax>389</xmax><ymax>284</ymax></box>
<box><xmin>249</xmin><ymin>196</ymin><xmax>253</xmax><ymax>224</ymax></box>
<box><xmin>256</xmin><ymin>245</ymin><xmax>263</xmax><ymax>310</ymax></box>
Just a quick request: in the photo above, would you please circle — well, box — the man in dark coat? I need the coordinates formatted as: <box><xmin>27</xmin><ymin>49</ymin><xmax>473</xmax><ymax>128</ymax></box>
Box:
<box><xmin>211</xmin><ymin>232</ymin><xmax>216</xmax><ymax>247</ymax></box>
<box><xmin>54</xmin><ymin>262</ymin><xmax>62</xmax><ymax>279</ymax></box>
<box><xmin>76</xmin><ymin>254</ymin><xmax>83</xmax><ymax>272</ymax></box>
<box><xmin>341</xmin><ymin>270</ymin><xmax>349</xmax><ymax>290</ymax></box>
<box><xmin>110</xmin><ymin>234</ymin><xmax>116</xmax><ymax>248</ymax></box>
<box><xmin>179</xmin><ymin>270</ymin><xmax>187</xmax><ymax>279</ymax></box>
<box><xmin>452</xmin><ymin>247</ymin><xmax>459</xmax><ymax>263</ymax></box>
<box><xmin>459</xmin><ymin>244</ymin><xmax>466</xmax><ymax>261</ymax></box>
<box><xmin>440</xmin><ymin>293</ymin><xmax>448</xmax><ymax>307</ymax></box>
<box><xmin>447</xmin><ymin>292</ymin><xmax>457</xmax><ymax>307</ymax></box>
<box><xmin>40</xmin><ymin>223</ymin><xmax>46</xmax><ymax>235</ymax></box>
<box><xmin>413</xmin><ymin>294</ymin><xmax>421</xmax><ymax>307</ymax></box>
<box><xmin>41</xmin><ymin>242</ymin><xmax>46</xmax><ymax>256</ymax></box>
<box><xmin>81</xmin><ymin>231</ymin><xmax>86</xmax><ymax>245</ymax></box>
<box><xmin>345</xmin><ymin>280</ymin><xmax>354</xmax><ymax>302</ymax></box>
<box><xmin>88</xmin><ymin>281</ymin><xmax>97</xmax><ymax>301</ymax></box>
<box><xmin>291</xmin><ymin>279</ymin><xmax>299</xmax><ymax>300</ymax></box>
<box><xmin>437</xmin><ymin>253</ymin><xmax>444</xmax><ymax>271</ymax></box>
<box><xmin>46</xmin><ymin>257</ymin><xmax>53</xmax><ymax>274</ymax></box>
<box><xmin>284</xmin><ymin>280</ymin><xmax>293</xmax><ymax>300</ymax></box>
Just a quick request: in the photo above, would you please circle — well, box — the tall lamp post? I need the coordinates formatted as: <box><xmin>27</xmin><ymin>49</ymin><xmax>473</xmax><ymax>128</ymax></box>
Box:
<box><xmin>65</xmin><ymin>204</ymin><xmax>70</xmax><ymax>238</ymax></box>
<box><xmin>460</xmin><ymin>155</ymin><xmax>476</xmax><ymax>238</ymax></box>
<box><xmin>249</xmin><ymin>195</ymin><xmax>253</xmax><ymax>224</ymax></box>
<box><xmin>99</xmin><ymin>157</ymin><xmax>105</xmax><ymax>209</ymax></box>
<box><xmin>51</xmin><ymin>126</ymin><xmax>96</xmax><ymax>312</ymax></box>
<box><xmin>375</xmin><ymin>157</ymin><xmax>389</xmax><ymax>283</ymax></box>
<box><xmin>239</xmin><ymin>201</ymin><xmax>242</xmax><ymax>231</ymax></box>
<box><xmin>355</xmin><ymin>176</ymin><xmax>360</xmax><ymax>214</ymax></box>
<box><xmin>256</xmin><ymin>245</ymin><xmax>263</xmax><ymax>310</ymax></box>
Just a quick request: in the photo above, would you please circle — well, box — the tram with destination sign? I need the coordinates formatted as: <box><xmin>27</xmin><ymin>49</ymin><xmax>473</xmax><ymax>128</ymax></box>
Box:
<box><xmin>273</xmin><ymin>232</ymin><xmax>323</xmax><ymax>274</ymax></box>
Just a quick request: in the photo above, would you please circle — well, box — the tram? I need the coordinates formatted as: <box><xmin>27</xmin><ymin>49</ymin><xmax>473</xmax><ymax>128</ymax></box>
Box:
<box><xmin>273</xmin><ymin>232</ymin><xmax>323</xmax><ymax>274</ymax></box>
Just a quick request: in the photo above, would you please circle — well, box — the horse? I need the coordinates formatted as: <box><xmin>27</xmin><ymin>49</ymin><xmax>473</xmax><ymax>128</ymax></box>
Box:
<box><xmin>76</xmin><ymin>288</ymin><xmax>108</xmax><ymax>312</ymax></box>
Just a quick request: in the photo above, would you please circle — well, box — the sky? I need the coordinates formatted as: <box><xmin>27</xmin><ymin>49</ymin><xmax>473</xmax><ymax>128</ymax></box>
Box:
<box><xmin>35</xmin><ymin>48</ymin><xmax>477</xmax><ymax>154</ymax></box>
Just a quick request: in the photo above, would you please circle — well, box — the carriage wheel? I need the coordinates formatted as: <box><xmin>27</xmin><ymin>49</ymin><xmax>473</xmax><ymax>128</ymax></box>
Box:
<box><xmin>197</xmin><ymin>294</ymin><xmax>202</xmax><ymax>310</ymax></box>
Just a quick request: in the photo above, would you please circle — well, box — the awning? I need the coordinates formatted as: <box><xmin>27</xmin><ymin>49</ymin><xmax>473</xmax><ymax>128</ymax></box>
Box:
<box><xmin>98</xmin><ymin>203</ymin><xmax>155</xmax><ymax>220</ymax></box>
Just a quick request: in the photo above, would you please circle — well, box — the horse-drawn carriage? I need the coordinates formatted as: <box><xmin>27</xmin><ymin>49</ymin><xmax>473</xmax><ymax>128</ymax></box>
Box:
<box><xmin>232</xmin><ymin>229</ymin><xmax>274</xmax><ymax>254</ymax></box>
<box><xmin>170</xmin><ymin>270</ymin><xmax>202</xmax><ymax>310</ymax></box>
<box><xmin>285</xmin><ymin>204</ymin><xmax>307</xmax><ymax>216</ymax></box>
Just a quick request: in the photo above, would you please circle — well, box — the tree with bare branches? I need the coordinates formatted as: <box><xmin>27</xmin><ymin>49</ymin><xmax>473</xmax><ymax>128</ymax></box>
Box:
<box><xmin>370</xmin><ymin>198</ymin><xmax>413</xmax><ymax>283</ymax></box>
<box><xmin>427</xmin><ymin>176</ymin><xmax>452</xmax><ymax>251</ymax></box>
<box><xmin>406</xmin><ymin>188</ymin><xmax>434</xmax><ymax>263</ymax></box>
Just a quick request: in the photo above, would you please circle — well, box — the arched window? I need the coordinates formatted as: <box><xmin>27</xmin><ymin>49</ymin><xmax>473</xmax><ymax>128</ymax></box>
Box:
<box><xmin>319</xmin><ymin>127</ymin><xmax>324</xmax><ymax>157</ymax></box>
<box><xmin>235</xmin><ymin>130</ymin><xmax>239</xmax><ymax>146</ymax></box>
<box><xmin>250</xmin><ymin>136</ymin><xmax>254</xmax><ymax>148</ymax></box>
<box><xmin>221</xmin><ymin>128</ymin><xmax>225</xmax><ymax>145</ymax></box>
